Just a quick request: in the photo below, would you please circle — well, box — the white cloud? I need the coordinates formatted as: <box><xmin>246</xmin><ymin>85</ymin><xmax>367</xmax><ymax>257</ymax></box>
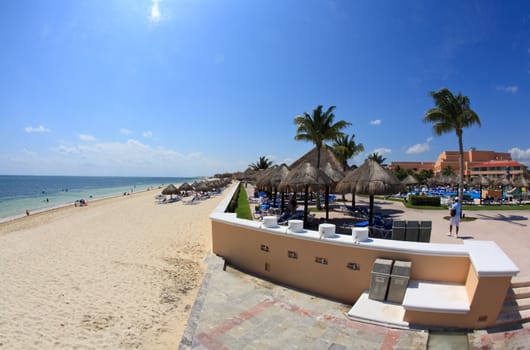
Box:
<box><xmin>53</xmin><ymin>145</ymin><xmax>80</xmax><ymax>154</ymax></box>
<box><xmin>509</xmin><ymin>147</ymin><xmax>530</xmax><ymax>165</ymax></box>
<box><xmin>142</xmin><ymin>131</ymin><xmax>153</xmax><ymax>138</ymax></box>
<box><xmin>496</xmin><ymin>85</ymin><xmax>518</xmax><ymax>94</ymax></box>
<box><xmin>47</xmin><ymin>139</ymin><xmax>211</xmax><ymax>175</ymax></box>
<box><xmin>119</xmin><ymin>128</ymin><xmax>133</xmax><ymax>135</ymax></box>
<box><xmin>406</xmin><ymin>137</ymin><xmax>433</xmax><ymax>154</ymax></box>
<box><xmin>24</xmin><ymin>125</ymin><xmax>50</xmax><ymax>133</ymax></box>
<box><xmin>372</xmin><ymin>147</ymin><xmax>392</xmax><ymax>155</ymax></box>
<box><xmin>149</xmin><ymin>0</ymin><xmax>161</xmax><ymax>23</ymax></box>
<box><xmin>79</xmin><ymin>134</ymin><xmax>96</xmax><ymax>142</ymax></box>
<box><xmin>406</xmin><ymin>143</ymin><xmax>430</xmax><ymax>154</ymax></box>
<box><xmin>370</xmin><ymin>119</ymin><xmax>382</xmax><ymax>126</ymax></box>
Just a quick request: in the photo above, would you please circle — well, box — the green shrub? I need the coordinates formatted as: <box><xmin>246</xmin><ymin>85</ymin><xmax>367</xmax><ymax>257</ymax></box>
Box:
<box><xmin>409</xmin><ymin>195</ymin><xmax>441</xmax><ymax>207</ymax></box>
<box><xmin>235</xmin><ymin>184</ymin><xmax>252</xmax><ymax>220</ymax></box>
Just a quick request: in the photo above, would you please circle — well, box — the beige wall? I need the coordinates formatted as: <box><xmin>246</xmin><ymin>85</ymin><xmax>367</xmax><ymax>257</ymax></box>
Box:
<box><xmin>212</xmin><ymin>221</ymin><xmax>469</xmax><ymax>303</ymax></box>
<box><xmin>212</xmin><ymin>219</ymin><xmax>512</xmax><ymax>328</ymax></box>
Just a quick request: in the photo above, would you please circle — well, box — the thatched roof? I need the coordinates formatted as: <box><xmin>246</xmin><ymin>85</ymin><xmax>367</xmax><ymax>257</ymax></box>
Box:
<box><xmin>279</xmin><ymin>162</ymin><xmax>333</xmax><ymax>191</ymax></box>
<box><xmin>473</xmin><ymin>175</ymin><xmax>492</xmax><ymax>187</ymax></box>
<box><xmin>289</xmin><ymin>145</ymin><xmax>344</xmax><ymax>172</ymax></box>
<box><xmin>401</xmin><ymin>174</ymin><xmax>419</xmax><ymax>186</ymax></box>
<box><xmin>336</xmin><ymin>159</ymin><xmax>404</xmax><ymax>195</ymax></box>
<box><xmin>162</xmin><ymin>184</ymin><xmax>179</xmax><ymax>195</ymax></box>
<box><xmin>494</xmin><ymin>177</ymin><xmax>512</xmax><ymax>186</ymax></box>
<box><xmin>513</xmin><ymin>176</ymin><xmax>528</xmax><ymax>188</ymax></box>
<box><xmin>323</xmin><ymin>162</ymin><xmax>344</xmax><ymax>183</ymax></box>
<box><xmin>178</xmin><ymin>182</ymin><xmax>193</xmax><ymax>191</ymax></box>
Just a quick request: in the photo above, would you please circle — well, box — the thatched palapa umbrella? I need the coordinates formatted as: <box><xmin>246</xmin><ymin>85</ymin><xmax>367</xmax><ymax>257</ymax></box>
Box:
<box><xmin>323</xmin><ymin>162</ymin><xmax>344</xmax><ymax>220</ymax></box>
<box><xmin>337</xmin><ymin>159</ymin><xmax>404</xmax><ymax>226</ymax></box>
<box><xmin>178</xmin><ymin>182</ymin><xmax>193</xmax><ymax>196</ymax></box>
<box><xmin>267</xmin><ymin>164</ymin><xmax>291</xmax><ymax>210</ymax></box>
<box><xmin>289</xmin><ymin>145</ymin><xmax>344</xmax><ymax>210</ymax></box>
<box><xmin>279</xmin><ymin>162</ymin><xmax>333</xmax><ymax>228</ymax></box>
<box><xmin>513</xmin><ymin>175</ymin><xmax>528</xmax><ymax>188</ymax></box>
<box><xmin>401</xmin><ymin>174</ymin><xmax>419</xmax><ymax>192</ymax></box>
<box><xmin>162</xmin><ymin>184</ymin><xmax>179</xmax><ymax>198</ymax></box>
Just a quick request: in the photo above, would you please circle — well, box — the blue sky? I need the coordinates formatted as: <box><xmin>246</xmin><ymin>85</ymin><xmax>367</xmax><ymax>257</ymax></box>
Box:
<box><xmin>1</xmin><ymin>0</ymin><xmax>529</xmax><ymax>177</ymax></box>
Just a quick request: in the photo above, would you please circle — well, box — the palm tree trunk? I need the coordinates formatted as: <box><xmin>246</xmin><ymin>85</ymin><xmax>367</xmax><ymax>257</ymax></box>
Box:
<box><xmin>458</xmin><ymin>131</ymin><xmax>464</xmax><ymax>205</ymax></box>
<box><xmin>303</xmin><ymin>184</ymin><xmax>309</xmax><ymax>228</ymax></box>
<box><xmin>316</xmin><ymin>145</ymin><xmax>322</xmax><ymax>210</ymax></box>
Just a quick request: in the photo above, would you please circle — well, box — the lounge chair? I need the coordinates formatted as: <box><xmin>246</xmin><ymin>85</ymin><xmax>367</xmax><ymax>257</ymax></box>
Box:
<box><xmin>183</xmin><ymin>197</ymin><xmax>199</xmax><ymax>205</ymax></box>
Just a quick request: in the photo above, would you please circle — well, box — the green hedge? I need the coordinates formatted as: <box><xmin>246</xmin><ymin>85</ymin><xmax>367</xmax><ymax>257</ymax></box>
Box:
<box><xmin>235</xmin><ymin>184</ymin><xmax>252</xmax><ymax>220</ymax></box>
<box><xmin>226</xmin><ymin>183</ymin><xmax>252</xmax><ymax>220</ymax></box>
<box><xmin>409</xmin><ymin>195</ymin><xmax>441</xmax><ymax>207</ymax></box>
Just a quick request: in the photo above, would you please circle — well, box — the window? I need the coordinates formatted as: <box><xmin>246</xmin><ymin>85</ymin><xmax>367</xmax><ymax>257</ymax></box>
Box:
<box><xmin>315</xmin><ymin>257</ymin><xmax>328</xmax><ymax>265</ymax></box>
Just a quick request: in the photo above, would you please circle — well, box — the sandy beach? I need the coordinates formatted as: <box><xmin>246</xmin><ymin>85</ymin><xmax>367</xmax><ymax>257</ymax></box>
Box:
<box><xmin>0</xmin><ymin>187</ymin><xmax>228</xmax><ymax>349</ymax></box>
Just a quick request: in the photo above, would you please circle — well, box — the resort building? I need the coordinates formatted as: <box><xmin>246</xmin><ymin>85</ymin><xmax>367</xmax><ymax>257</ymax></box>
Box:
<box><xmin>387</xmin><ymin>161</ymin><xmax>435</xmax><ymax>173</ymax></box>
<box><xmin>390</xmin><ymin>149</ymin><xmax>527</xmax><ymax>179</ymax></box>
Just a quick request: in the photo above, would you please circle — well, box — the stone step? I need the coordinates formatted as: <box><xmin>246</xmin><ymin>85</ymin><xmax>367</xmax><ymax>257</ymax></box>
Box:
<box><xmin>510</xmin><ymin>277</ymin><xmax>530</xmax><ymax>289</ymax></box>
<box><xmin>495</xmin><ymin>308</ymin><xmax>530</xmax><ymax>327</ymax></box>
<box><xmin>502</xmin><ymin>297</ymin><xmax>530</xmax><ymax>313</ymax></box>
<box><xmin>505</xmin><ymin>286</ymin><xmax>530</xmax><ymax>301</ymax></box>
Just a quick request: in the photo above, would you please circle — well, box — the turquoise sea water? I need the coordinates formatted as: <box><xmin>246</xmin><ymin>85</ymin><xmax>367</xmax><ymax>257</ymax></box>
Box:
<box><xmin>0</xmin><ymin>175</ymin><xmax>202</xmax><ymax>222</ymax></box>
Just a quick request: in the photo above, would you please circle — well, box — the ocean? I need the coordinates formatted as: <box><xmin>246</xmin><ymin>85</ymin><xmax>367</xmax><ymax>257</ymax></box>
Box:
<box><xmin>0</xmin><ymin>175</ymin><xmax>202</xmax><ymax>222</ymax></box>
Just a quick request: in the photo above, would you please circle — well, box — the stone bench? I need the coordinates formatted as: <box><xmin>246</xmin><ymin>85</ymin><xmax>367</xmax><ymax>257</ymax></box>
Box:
<box><xmin>402</xmin><ymin>280</ymin><xmax>470</xmax><ymax>314</ymax></box>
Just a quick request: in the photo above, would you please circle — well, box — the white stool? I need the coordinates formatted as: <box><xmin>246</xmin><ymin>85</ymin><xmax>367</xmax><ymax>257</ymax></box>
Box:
<box><xmin>262</xmin><ymin>216</ymin><xmax>278</xmax><ymax>228</ymax></box>
<box><xmin>287</xmin><ymin>219</ymin><xmax>304</xmax><ymax>233</ymax></box>
<box><xmin>318</xmin><ymin>223</ymin><xmax>336</xmax><ymax>238</ymax></box>
<box><xmin>352</xmin><ymin>227</ymin><xmax>369</xmax><ymax>242</ymax></box>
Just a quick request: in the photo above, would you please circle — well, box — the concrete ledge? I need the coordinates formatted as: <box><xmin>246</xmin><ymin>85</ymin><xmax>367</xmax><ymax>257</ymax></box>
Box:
<box><xmin>347</xmin><ymin>291</ymin><xmax>409</xmax><ymax>329</ymax></box>
<box><xmin>402</xmin><ymin>280</ymin><xmax>470</xmax><ymax>314</ymax></box>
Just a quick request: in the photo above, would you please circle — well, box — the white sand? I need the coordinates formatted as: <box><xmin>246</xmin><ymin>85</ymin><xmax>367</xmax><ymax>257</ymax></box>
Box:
<box><xmin>0</xmin><ymin>187</ymin><xmax>229</xmax><ymax>349</ymax></box>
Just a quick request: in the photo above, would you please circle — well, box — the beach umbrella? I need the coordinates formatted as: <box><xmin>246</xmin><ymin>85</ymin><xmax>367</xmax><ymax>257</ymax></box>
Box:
<box><xmin>179</xmin><ymin>182</ymin><xmax>193</xmax><ymax>196</ymax></box>
<box><xmin>323</xmin><ymin>162</ymin><xmax>344</xmax><ymax>220</ymax></box>
<box><xmin>267</xmin><ymin>164</ymin><xmax>291</xmax><ymax>211</ymax></box>
<box><xmin>513</xmin><ymin>176</ymin><xmax>528</xmax><ymax>188</ymax></box>
<box><xmin>401</xmin><ymin>174</ymin><xmax>419</xmax><ymax>193</ymax></box>
<box><xmin>336</xmin><ymin>166</ymin><xmax>362</xmax><ymax>209</ymax></box>
<box><xmin>196</xmin><ymin>181</ymin><xmax>211</xmax><ymax>193</ymax></box>
<box><xmin>255</xmin><ymin>166</ymin><xmax>279</xmax><ymax>189</ymax></box>
<box><xmin>289</xmin><ymin>145</ymin><xmax>344</xmax><ymax>210</ymax></box>
<box><xmin>337</xmin><ymin>159</ymin><xmax>404</xmax><ymax>226</ymax></box>
<box><xmin>401</xmin><ymin>174</ymin><xmax>419</xmax><ymax>187</ymax></box>
<box><xmin>279</xmin><ymin>162</ymin><xmax>333</xmax><ymax>228</ymax></box>
<box><xmin>162</xmin><ymin>184</ymin><xmax>179</xmax><ymax>198</ymax></box>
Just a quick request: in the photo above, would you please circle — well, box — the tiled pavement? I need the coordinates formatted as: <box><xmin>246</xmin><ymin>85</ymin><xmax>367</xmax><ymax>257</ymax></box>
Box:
<box><xmin>180</xmin><ymin>254</ymin><xmax>530</xmax><ymax>350</ymax></box>
<box><xmin>180</xmin><ymin>255</ymin><xmax>429</xmax><ymax>349</ymax></box>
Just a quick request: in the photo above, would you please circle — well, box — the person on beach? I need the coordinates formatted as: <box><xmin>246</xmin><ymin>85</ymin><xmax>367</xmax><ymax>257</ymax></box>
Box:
<box><xmin>448</xmin><ymin>198</ymin><xmax>461</xmax><ymax>237</ymax></box>
<box><xmin>26</xmin><ymin>209</ymin><xmax>30</xmax><ymax>216</ymax></box>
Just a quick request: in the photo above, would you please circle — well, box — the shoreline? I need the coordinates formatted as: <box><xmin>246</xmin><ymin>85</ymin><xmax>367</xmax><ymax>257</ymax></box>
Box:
<box><xmin>0</xmin><ymin>187</ymin><xmax>160</xmax><ymax>225</ymax></box>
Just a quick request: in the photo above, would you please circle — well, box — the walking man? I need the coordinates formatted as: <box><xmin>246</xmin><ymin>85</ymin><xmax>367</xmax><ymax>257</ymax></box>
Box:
<box><xmin>448</xmin><ymin>198</ymin><xmax>461</xmax><ymax>237</ymax></box>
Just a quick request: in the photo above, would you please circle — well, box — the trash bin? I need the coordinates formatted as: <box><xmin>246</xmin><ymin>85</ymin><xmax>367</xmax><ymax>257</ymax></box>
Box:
<box><xmin>418</xmin><ymin>220</ymin><xmax>432</xmax><ymax>242</ymax></box>
<box><xmin>369</xmin><ymin>258</ymin><xmax>393</xmax><ymax>301</ymax></box>
<box><xmin>386</xmin><ymin>260</ymin><xmax>412</xmax><ymax>304</ymax></box>
<box><xmin>405</xmin><ymin>220</ymin><xmax>419</xmax><ymax>242</ymax></box>
<box><xmin>391</xmin><ymin>220</ymin><xmax>406</xmax><ymax>241</ymax></box>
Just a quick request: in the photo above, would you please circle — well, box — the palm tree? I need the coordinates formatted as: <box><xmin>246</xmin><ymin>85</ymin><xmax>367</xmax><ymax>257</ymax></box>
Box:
<box><xmin>423</xmin><ymin>87</ymin><xmax>481</xmax><ymax>204</ymax></box>
<box><xmin>294</xmin><ymin>105</ymin><xmax>351</xmax><ymax>208</ymax></box>
<box><xmin>367</xmin><ymin>152</ymin><xmax>386</xmax><ymax>165</ymax></box>
<box><xmin>248</xmin><ymin>156</ymin><xmax>273</xmax><ymax>171</ymax></box>
<box><xmin>332</xmin><ymin>134</ymin><xmax>364</xmax><ymax>170</ymax></box>
<box><xmin>441</xmin><ymin>166</ymin><xmax>455</xmax><ymax>177</ymax></box>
